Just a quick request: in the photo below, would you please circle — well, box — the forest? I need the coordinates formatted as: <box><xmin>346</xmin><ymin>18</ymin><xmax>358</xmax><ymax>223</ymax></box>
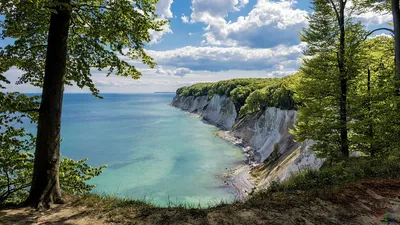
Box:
<box><xmin>176</xmin><ymin>76</ymin><xmax>295</xmax><ymax>116</ymax></box>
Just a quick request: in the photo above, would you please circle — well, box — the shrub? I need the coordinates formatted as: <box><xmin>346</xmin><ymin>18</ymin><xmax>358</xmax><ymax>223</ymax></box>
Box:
<box><xmin>0</xmin><ymin>92</ymin><xmax>106</xmax><ymax>205</ymax></box>
<box><xmin>263</xmin><ymin>156</ymin><xmax>400</xmax><ymax>193</ymax></box>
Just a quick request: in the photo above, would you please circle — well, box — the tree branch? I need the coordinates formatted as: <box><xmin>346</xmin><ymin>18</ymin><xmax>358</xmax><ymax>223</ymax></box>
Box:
<box><xmin>0</xmin><ymin>181</ymin><xmax>25</xmax><ymax>191</ymax></box>
<box><xmin>20</xmin><ymin>108</ymin><xmax>39</xmax><ymax>113</ymax></box>
<box><xmin>0</xmin><ymin>185</ymin><xmax>30</xmax><ymax>203</ymax></box>
<box><xmin>74</xmin><ymin>10</ymin><xmax>94</xmax><ymax>29</ymax></box>
<box><xmin>365</xmin><ymin>28</ymin><xmax>395</xmax><ymax>40</ymax></box>
<box><xmin>326</xmin><ymin>0</ymin><xmax>341</xmax><ymax>24</ymax></box>
<box><xmin>71</xmin><ymin>4</ymin><xmax>111</xmax><ymax>10</ymax></box>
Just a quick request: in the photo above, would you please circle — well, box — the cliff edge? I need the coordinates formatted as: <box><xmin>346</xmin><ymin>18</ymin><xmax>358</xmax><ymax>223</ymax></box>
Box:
<box><xmin>171</xmin><ymin>94</ymin><xmax>323</xmax><ymax>194</ymax></box>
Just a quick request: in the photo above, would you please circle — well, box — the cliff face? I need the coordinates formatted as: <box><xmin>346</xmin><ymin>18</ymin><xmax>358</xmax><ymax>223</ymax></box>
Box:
<box><xmin>171</xmin><ymin>94</ymin><xmax>323</xmax><ymax>189</ymax></box>
<box><xmin>171</xmin><ymin>95</ymin><xmax>237</xmax><ymax>130</ymax></box>
<box><xmin>233</xmin><ymin>108</ymin><xmax>298</xmax><ymax>162</ymax></box>
<box><xmin>231</xmin><ymin>108</ymin><xmax>323</xmax><ymax>187</ymax></box>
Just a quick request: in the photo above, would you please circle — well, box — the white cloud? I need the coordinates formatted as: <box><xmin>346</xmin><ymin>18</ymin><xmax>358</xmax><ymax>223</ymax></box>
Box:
<box><xmin>354</xmin><ymin>11</ymin><xmax>392</xmax><ymax>26</ymax></box>
<box><xmin>156</xmin><ymin>0</ymin><xmax>174</xmax><ymax>18</ymax></box>
<box><xmin>190</xmin><ymin>0</ymin><xmax>249</xmax><ymax>24</ymax></box>
<box><xmin>190</xmin><ymin>0</ymin><xmax>392</xmax><ymax>48</ymax></box>
<box><xmin>149</xmin><ymin>0</ymin><xmax>174</xmax><ymax>44</ymax></box>
<box><xmin>181</xmin><ymin>14</ymin><xmax>189</xmax><ymax>23</ymax></box>
<box><xmin>189</xmin><ymin>0</ymin><xmax>308</xmax><ymax>48</ymax></box>
<box><xmin>146</xmin><ymin>43</ymin><xmax>306</xmax><ymax>71</ymax></box>
<box><xmin>239</xmin><ymin>0</ymin><xmax>249</xmax><ymax>7</ymax></box>
<box><xmin>156</xmin><ymin>66</ymin><xmax>192</xmax><ymax>77</ymax></box>
<box><xmin>149</xmin><ymin>23</ymin><xmax>173</xmax><ymax>44</ymax></box>
<box><xmin>172</xmin><ymin>68</ymin><xmax>192</xmax><ymax>77</ymax></box>
<box><xmin>3</xmin><ymin>64</ymin><xmax>297</xmax><ymax>94</ymax></box>
<box><xmin>345</xmin><ymin>0</ymin><xmax>392</xmax><ymax>26</ymax></box>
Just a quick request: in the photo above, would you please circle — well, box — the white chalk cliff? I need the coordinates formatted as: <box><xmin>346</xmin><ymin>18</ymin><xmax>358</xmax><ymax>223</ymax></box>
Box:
<box><xmin>171</xmin><ymin>94</ymin><xmax>324</xmax><ymax>190</ymax></box>
<box><xmin>172</xmin><ymin>94</ymin><xmax>237</xmax><ymax>130</ymax></box>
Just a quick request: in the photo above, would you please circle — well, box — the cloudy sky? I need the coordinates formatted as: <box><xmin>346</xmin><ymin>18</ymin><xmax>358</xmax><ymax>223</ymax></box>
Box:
<box><xmin>2</xmin><ymin>0</ymin><xmax>393</xmax><ymax>93</ymax></box>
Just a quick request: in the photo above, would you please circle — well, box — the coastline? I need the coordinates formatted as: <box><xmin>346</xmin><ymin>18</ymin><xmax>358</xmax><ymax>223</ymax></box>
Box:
<box><xmin>169</xmin><ymin>103</ymin><xmax>257</xmax><ymax>201</ymax></box>
<box><xmin>217</xmin><ymin>131</ymin><xmax>257</xmax><ymax>200</ymax></box>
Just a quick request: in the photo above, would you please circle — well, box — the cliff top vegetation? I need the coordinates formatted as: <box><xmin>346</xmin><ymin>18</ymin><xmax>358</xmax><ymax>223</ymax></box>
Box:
<box><xmin>176</xmin><ymin>76</ymin><xmax>298</xmax><ymax>117</ymax></box>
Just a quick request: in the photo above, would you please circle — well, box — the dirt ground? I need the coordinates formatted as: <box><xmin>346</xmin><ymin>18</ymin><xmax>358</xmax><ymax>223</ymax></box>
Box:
<box><xmin>1</xmin><ymin>179</ymin><xmax>400</xmax><ymax>225</ymax></box>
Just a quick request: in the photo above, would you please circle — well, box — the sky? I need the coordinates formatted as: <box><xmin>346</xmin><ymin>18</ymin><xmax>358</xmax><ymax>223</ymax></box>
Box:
<box><xmin>2</xmin><ymin>0</ymin><xmax>394</xmax><ymax>93</ymax></box>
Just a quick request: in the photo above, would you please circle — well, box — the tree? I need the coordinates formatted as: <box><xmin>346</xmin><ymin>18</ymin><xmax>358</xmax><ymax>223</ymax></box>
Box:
<box><xmin>230</xmin><ymin>85</ymin><xmax>252</xmax><ymax>111</ymax></box>
<box><xmin>391</xmin><ymin>0</ymin><xmax>400</xmax><ymax>93</ymax></box>
<box><xmin>328</xmin><ymin>0</ymin><xmax>350</xmax><ymax>157</ymax></box>
<box><xmin>0</xmin><ymin>90</ymin><xmax>106</xmax><ymax>205</ymax></box>
<box><xmin>0</xmin><ymin>92</ymin><xmax>38</xmax><ymax>204</ymax></box>
<box><xmin>0</xmin><ymin>0</ymin><xmax>166</xmax><ymax>208</ymax></box>
<box><xmin>354</xmin><ymin>0</ymin><xmax>399</xmax><ymax>94</ymax></box>
<box><xmin>293</xmin><ymin>0</ymin><xmax>366</xmax><ymax>159</ymax></box>
<box><xmin>350</xmin><ymin>36</ymin><xmax>400</xmax><ymax>157</ymax></box>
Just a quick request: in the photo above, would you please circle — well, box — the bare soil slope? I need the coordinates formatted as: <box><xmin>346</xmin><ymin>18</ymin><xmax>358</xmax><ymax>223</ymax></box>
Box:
<box><xmin>1</xmin><ymin>179</ymin><xmax>400</xmax><ymax>225</ymax></box>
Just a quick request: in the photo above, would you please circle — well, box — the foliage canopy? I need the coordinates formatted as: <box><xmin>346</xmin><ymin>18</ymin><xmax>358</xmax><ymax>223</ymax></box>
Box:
<box><xmin>0</xmin><ymin>0</ymin><xmax>166</xmax><ymax>96</ymax></box>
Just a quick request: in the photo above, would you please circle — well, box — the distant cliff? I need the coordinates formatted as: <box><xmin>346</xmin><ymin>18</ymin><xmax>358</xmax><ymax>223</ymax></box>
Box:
<box><xmin>171</xmin><ymin>93</ymin><xmax>323</xmax><ymax>191</ymax></box>
<box><xmin>171</xmin><ymin>95</ymin><xmax>236</xmax><ymax>130</ymax></box>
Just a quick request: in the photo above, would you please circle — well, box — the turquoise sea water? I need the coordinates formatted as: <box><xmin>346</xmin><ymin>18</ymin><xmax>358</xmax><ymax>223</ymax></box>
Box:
<box><xmin>29</xmin><ymin>94</ymin><xmax>245</xmax><ymax>206</ymax></box>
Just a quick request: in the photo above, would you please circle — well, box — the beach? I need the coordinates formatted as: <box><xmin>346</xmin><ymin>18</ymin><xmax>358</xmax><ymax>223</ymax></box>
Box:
<box><xmin>217</xmin><ymin>131</ymin><xmax>258</xmax><ymax>200</ymax></box>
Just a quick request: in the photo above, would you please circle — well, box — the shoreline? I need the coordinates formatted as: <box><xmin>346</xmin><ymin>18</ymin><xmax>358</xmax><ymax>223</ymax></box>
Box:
<box><xmin>169</xmin><ymin>103</ymin><xmax>257</xmax><ymax>200</ymax></box>
<box><xmin>217</xmin><ymin>131</ymin><xmax>258</xmax><ymax>200</ymax></box>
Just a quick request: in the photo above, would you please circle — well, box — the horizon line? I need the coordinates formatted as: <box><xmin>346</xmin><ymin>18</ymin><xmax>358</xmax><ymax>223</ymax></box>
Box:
<box><xmin>18</xmin><ymin>92</ymin><xmax>177</xmax><ymax>94</ymax></box>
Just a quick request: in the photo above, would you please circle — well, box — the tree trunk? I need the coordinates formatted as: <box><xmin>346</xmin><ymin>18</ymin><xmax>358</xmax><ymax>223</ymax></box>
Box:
<box><xmin>25</xmin><ymin>0</ymin><xmax>71</xmax><ymax>209</ymax></box>
<box><xmin>392</xmin><ymin>0</ymin><xmax>400</xmax><ymax>95</ymax></box>
<box><xmin>338</xmin><ymin>0</ymin><xmax>349</xmax><ymax>157</ymax></box>
<box><xmin>367</xmin><ymin>68</ymin><xmax>375</xmax><ymax>157</ymax></box>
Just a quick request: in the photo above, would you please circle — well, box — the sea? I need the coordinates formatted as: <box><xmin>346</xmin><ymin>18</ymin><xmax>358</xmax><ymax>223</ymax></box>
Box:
<box><xmin>25</xmin><ymin>93</ymin><xmax>245</xmax><ymax>206</ymax></box>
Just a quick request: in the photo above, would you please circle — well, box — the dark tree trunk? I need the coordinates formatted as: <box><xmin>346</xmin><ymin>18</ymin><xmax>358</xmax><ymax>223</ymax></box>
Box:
<box><xmin>392</xmin><ymin>0</ymin><xmax>400</xmax><ymax>95</ymax></box>
<box><xmin>338</xmin><ymin>0</ymin><xmax>349</xmax><ymax>157</ymax></box>
<box><xmin>25</xmin><ymin>0</ymin><xmax>71</xmax><ymax>209</ymax></box>
<box><xmin>367</xmin><ymin>68</ymin><xmax>375</xmax><ymax>157</ymax></box>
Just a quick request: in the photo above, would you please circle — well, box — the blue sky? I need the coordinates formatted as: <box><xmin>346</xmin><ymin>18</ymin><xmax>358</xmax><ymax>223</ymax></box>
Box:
<box><xmin>3</xmin><ymin>0</ymin><xmax>393</xmax><ymax>93</ymax></box>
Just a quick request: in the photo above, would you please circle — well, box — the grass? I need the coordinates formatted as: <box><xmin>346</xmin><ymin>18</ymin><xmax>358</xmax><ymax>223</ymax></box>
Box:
<box><xmin>246</xmin><ymin>155</ymin><xmax>400</xmax><ymax>208</ymax></box>
<box><xmin>74</xmin><ymin>194</ymin><xmax>152</xmax><ymax>209</ymax></box>
<box><xmin>71</xmin><ymin>193</ymin><xmax>237</xmax><ymax>212</ymax></box>
<box><xmin>66</xmin><ymin>193</ymin><xmax>230</xmax><ymax>223</ymax></box>
<box><xmin>2</xmin><ymin>178</ymin><xmax>400</xmax><ymax>225</ymax></box>
<box><xmin>66</xmin><ymin>155</ymin><xmax>400</xmax><ymax>213</ymax></box>
<box><xmin>3</xmin><ymin>157</ymin><xmax>400</xmax><ymax>224</ymax></box>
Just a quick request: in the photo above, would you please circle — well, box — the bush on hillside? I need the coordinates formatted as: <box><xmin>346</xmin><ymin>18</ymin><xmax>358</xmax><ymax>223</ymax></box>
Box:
<box><xmin>252</xmin><ymin>155</ymin><xmax>400</xmax><ymax>196</ymax></box>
